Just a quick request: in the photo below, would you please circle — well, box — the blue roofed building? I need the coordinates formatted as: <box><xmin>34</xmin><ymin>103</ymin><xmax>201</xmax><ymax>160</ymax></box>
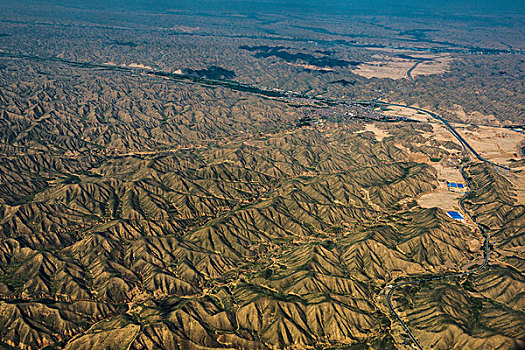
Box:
<box><xmin>447</xmin><ymin>182</ymin><xmax>466</xmax><ymax>192</ymax></box>
<box><xmin>447</xmin><ymin>211</ymin><xmax>465</xmax><ymax>221</ymax></box>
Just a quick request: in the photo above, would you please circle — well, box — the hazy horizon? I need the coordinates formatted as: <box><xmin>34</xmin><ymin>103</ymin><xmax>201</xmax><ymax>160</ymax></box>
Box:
<box><xmin>2</xmin><ymin>0</ymin><xmax>525</xmax><ymax>16</ymax></box>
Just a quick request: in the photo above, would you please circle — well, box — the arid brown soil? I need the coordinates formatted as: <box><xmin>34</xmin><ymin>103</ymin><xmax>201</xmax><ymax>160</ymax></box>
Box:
<box><xmin>0</xmin><ymin>2</ymin><xmax>523</xmax><ymax>349</ymax></box>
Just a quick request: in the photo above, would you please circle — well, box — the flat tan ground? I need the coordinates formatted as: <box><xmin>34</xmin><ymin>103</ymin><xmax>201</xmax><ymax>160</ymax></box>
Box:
<box><xmin>355</xmin><ymin>123</ymin><xmax>391</xmax><ymax>141</ymax></box>
<box><xmin>287</xmin><ymin>62</ymin><xmax>335</xmax><ymax>71</ymax></box>
<box><xmin>417</xmin><ymin>162</ymin><xmax>467</xmax><ymax>211</ymax></box>
<box><xmin>418</xmin><ymin>187</ymin><xmax>463</xmax><ymax>211</ymax></box>
<box><xmin>410</xmin><ymin>55</ymin><xmax>453</xmax><ymax>78</ymax></box>
<box><xmin>454</xmin><ymin>124</ymin><xmax>525</xmax><ymax>166</ymax></box>
<box><xmin>127</xmin><ymin>63</ymin><xmax>153</xmax><ymax>70</ymax></box>
<box><xmin>351</xmin><ymin>58</ymin><xmax>415</xmax><ymax>80</ymax></box>
<box><xmin>351</xmin><ymin>52</ymin><xmax>452</xmax><ymax>80</ymax></box>
<box><xmin>379</xmin><ymin>105</ymin><xmax>432</xmax><ymax>123</ymax></box>
<box><xmin>432</xmin><ymin>163</ymin><xmax>465</xmax><ymax>183</ymax></box>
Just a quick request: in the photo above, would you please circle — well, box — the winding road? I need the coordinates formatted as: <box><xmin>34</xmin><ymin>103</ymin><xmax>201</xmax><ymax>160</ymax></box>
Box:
<box><xmin>0</xmin><ymin>49</ymin><xmax>513</xmax><ymax>349</ymax></box>
<box><xmin>406</xmin><ymin>60</ymin><xmax>423</xmax><ymax>81</ymax></box>
<box><xmin>374</xmin><ymin>102</ymin><xmax>493</xmax><ymax>349</ymax></box>
<box><xmin>369</xmin><ymin>101</ymin><xmax>510</xmax><ymax>170</ymax></box>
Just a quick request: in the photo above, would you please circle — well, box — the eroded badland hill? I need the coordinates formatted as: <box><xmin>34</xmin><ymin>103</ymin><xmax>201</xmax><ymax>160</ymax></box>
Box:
<box><xmin>0</xmin><ymin>2</ymin><xmax>524</xmax><ymax>349</ymax></box>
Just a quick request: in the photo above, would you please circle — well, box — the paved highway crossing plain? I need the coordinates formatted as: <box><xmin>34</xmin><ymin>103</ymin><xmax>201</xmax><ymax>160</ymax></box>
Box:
<box><xmin>350</xmin><ymin>50</ymin><xmax>452</xmax><ymax>80</ymax></box>
<box><xmin>455</xmin><ymin>124</ymin><xmax>525</xmax><ymax>167</ymax></box>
